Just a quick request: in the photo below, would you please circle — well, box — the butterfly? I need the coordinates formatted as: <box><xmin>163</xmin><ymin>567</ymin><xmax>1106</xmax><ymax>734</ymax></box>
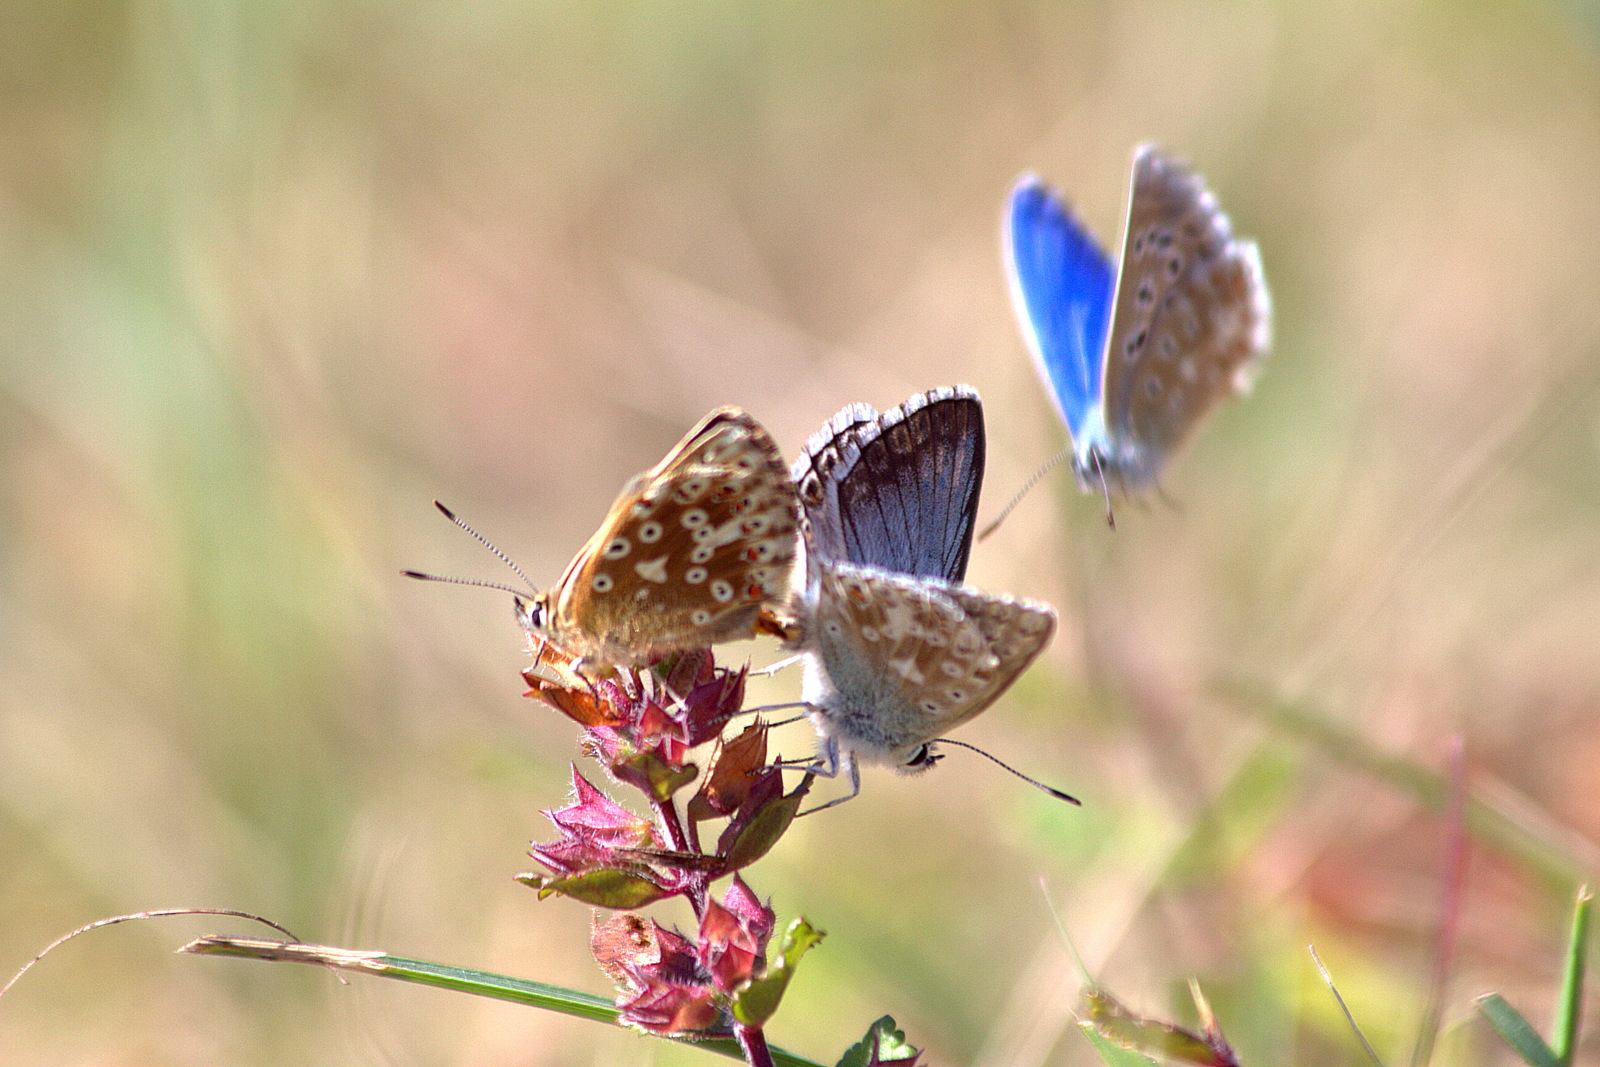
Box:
<box><xmin>515</xmin><ymin>407</ymin><xmax>799</xmax><ymax>673</ymax></box>
<box><xmin>1004</xmin><ymin>145</ymin><xmax>1271</xmax><ymax>496</ymax></box>
<box><xmin>784</xmin><ymin>389</ymin><xmax>1058</xmax><ymax>808</ymax></box>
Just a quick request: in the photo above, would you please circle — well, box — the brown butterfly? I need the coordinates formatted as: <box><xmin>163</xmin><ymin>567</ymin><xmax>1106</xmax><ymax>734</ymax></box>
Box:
<box><xmin>516</xmin><ymin>407</ymin><xmax>799</xmax><ymax>672</ymax></box>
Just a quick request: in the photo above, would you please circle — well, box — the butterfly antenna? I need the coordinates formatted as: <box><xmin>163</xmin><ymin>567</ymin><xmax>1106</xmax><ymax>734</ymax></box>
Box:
<box><xmin>977</xmin><ymin>445</ymin><xmax>1074</xmax><ymax>541</ymax></box>
<box><xmin>402</xmin><ymin>501</ymin><xmax>541</xmax><ymax>596</ymax></box>
<box><xmin>401</xmin><ymin>570</ymin><xmax>535</xmax><ymax>597</ymax></box>
<box><xmin>932</xmin><ymin>737</ymin><xmax>1081</xmax><ymax>805</ymax></box>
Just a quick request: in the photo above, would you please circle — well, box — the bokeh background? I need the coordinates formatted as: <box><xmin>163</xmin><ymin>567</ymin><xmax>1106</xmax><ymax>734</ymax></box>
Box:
<box><xmin>4</xmin><ymin>1</ymin><xmax>1599</xmax><ymax>1064</ymax></box>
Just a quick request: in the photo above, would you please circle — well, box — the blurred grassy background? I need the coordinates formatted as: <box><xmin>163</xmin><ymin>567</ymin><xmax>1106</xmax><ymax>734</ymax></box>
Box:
<box><xmin>3</xmin><ymin>0</ymin><xmax>1599</xmax><ymax>1064</ymax></box>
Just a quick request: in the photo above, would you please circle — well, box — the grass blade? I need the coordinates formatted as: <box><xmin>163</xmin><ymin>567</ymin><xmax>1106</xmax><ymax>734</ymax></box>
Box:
<box><xmin>1078</xmin><ymin>1022</ymin><xmax>1165</xmax><ymax>1067</ymax></box>
<box><xmin>1310</xmin><ymin>946</ymin><xmax>1387</xmax><ymax>1067</ymax></box>
<box><xmin>1476</xmin><ymin>993</ymin><xmax>1561</xmax><ymax>1067</ymax></box>
<box><xmin>1552</xmin><ymin>885</ymin><xmax>1590</xmax><ymax>1065</ymax></box>
<box><xmin>183</xmin><ymin>937</ymin><xmax>823</xmax><ymax>1067</ymax></box>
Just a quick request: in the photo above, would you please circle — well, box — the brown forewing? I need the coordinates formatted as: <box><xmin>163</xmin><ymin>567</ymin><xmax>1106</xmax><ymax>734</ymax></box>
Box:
<box><xmin>543</xmin><ymin>407</ymin><xmax>798</xmax><ymax>669</ymax></box>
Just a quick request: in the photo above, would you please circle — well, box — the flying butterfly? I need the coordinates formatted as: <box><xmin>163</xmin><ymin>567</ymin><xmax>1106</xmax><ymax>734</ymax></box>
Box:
<box><xmin>996</xmin><ymin>145</ymin><xmax>1271</xmax><ymax>525</ymax></box>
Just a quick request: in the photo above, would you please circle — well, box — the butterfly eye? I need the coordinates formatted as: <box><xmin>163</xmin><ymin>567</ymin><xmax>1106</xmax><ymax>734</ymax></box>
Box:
<box><xmin>905</xmin><ymin>744</ymin><xmax>935</xmax><ymax>768</ymax></box>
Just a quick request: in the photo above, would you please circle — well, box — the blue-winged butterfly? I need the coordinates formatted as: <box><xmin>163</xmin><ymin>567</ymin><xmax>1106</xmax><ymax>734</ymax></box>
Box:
<box><xmin>1005</xmin><ymin>145</ymin><xmax>1271</xmax><ymax>501</ymax></box>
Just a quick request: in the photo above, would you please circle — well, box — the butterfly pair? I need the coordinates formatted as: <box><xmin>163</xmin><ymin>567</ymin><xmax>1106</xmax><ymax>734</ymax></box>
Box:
<box><xmin>504</xmin><ymin>389</ymin><xmax>1052</xmax><ymax>808</ymax></box>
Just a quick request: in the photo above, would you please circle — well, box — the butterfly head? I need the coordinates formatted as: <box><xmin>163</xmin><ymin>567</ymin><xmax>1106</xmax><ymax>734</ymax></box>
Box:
<box><xmin>514</xmin><ymin>592</ymin><xmax>550</xmax><ymax>634</ymax></box>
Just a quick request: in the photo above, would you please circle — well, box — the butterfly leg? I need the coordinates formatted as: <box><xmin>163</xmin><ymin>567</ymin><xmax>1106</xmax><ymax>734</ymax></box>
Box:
<box><xmin>749</xmin><ymin>652</ymin><xmax>804</xmax><ymax>678</ymax></box>
<box><xmin>1088</xmin><ymin>450</ymin><xmax>1116</xmax><ymax>529</ymax></box>
<box><xmin>796</xmin><ymin>743</ymin><xmax>862</xmax><ymax>815</ymax></box>
<box><xmin>740</xmin><ymin>699</ymin><xmax>811</xmax><ymax>728</ymax></box>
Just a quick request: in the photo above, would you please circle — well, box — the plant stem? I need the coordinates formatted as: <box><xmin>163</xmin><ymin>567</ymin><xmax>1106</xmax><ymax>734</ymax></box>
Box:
<box><xmin>651</xmin><ymin>796</ymin><xmax>708</xmax><ymax>915</ymax></box>
<box><xmin>736</xmin><ymin>1022</ymin><xmax>775</xmax><ymax>1067</ymax></box>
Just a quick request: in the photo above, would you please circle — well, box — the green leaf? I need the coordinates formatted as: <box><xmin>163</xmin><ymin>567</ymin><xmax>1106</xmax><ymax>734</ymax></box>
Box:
<box><xmin>732</xmin><ymin>916</ymin><xmax>824</xmax><ymax>1028</ymax></box>
<box><xmin>616</xmin><ymin>750</ymin><xmax>700</xmax><ymax>802</ymax></box>
<box><xmin>520</xmin><ymin>868</ymin><xmax>671</xmax><ymax>908</ymax></box>
<box><xmin>183</xmin><ymin>937</ymin><xmax>620</xmax><ymax>1020</ymax></box>
<box><xmin>835</xmin><ymin>1015</ymin><xmax>919</xmax><ymax>1067</ymax></box>
<box><xmin>1079</xmin><ymin>1022</ymin><xmax>1165</xmax><ymax>1067</ymax></box>
<box><xmin>720</xmin><ymin>775</ymin><xmax>810</xmax><ymax>872</ymax></box>
<box><xmin>1476</xmin><ymin>993</ymin><xmax>1562</xmax><ymax>1067</ymax></box>
<box><xmin>1083</xmin><ymin>987</ymin><xmax>1231</xmax><ymax>1066</ymax></box>
<box><xmin>1552</xmin><ymin>885</ymin><xmax>1590</xmax><ymax>1066</ymax></box>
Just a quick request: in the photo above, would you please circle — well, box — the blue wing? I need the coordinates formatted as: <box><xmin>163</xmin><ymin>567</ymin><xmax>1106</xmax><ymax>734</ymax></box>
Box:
<box><xmin>1004</xmin><ymin>175</ymin><xmax>1116</xmax><ymax>443</ymax></box>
